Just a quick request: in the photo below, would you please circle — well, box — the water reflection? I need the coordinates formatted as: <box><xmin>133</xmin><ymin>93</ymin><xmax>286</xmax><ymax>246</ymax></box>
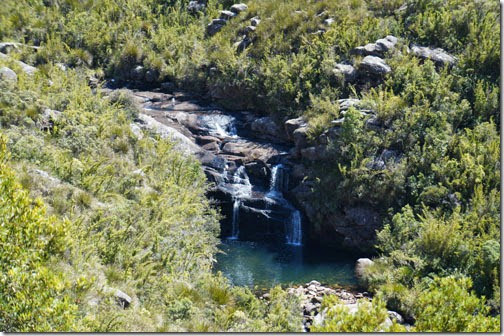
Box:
<box><xmin>215</xmin><ymin>239</ymin><xmax>357</xmax><ymax>288</ymax></box>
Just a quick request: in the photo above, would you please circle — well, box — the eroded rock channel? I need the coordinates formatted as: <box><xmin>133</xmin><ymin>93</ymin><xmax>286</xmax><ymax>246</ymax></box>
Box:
<box><xmin>124</xmin><ymin>88</ymin><xmax>306</xmax><ymax>246</ymax></box>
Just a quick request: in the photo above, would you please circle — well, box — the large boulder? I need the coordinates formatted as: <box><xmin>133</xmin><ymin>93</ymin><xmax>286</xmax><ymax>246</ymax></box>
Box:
<box><xmin>355</xmin><ymin>258</ymin><xmax>374</xmax><ymax>286</ymax></box>
<box><xmin>220</xmin><ymin>10</ymin><xmax>236</xmax><ymax>20</ymax></box>
<box><xmin>332</xmin><ymin>63</ymin><xmax>357</xmax><ymax>82</ymax></box>
<box><xmin>284</xmin><ymin>117</ymin><xmax>307</xmax><ymax>141</ymax></box>
<box><xmin>410</xmin><ymin>44</ymin><xmax>456</xmax><ymax>67</ymax></box>
<box><xmin>251</xmin><ymin>116</ymin><xmax>283</xmax><ymax>139</ymax></box>
<box><xmin>230</xmin><ymin>3</ymin><xmax>248</xmax><ymax>14</ymax></box>
<box><xmin>0</xmin><ymin>66</ymin><xmax>17</xmax><ymax>82</ymax></box>
<box><xmin>359</xmin><ymin>56</ymin><xmax>391</xmax><ymax>76</ymax></box>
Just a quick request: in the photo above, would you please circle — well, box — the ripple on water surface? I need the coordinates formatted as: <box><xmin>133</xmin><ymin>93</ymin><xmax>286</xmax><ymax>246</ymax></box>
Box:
<box><xmin>215</xmin><ymin>239</ymin><xmax>358</xmax><ymax>288</ymax></box>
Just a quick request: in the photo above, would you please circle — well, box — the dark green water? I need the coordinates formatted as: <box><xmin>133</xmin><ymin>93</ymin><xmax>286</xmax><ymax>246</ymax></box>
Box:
<box><xmin>215</xmin><ymin>239</ymin><xmax>358</xmax><ymax>288</ymax></box>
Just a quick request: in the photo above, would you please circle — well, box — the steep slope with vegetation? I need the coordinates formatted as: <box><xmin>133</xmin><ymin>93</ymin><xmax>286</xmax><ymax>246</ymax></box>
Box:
<box><xmin>0</xmin><ymin>0</ymin><xmax>500</xmax><ymax>332</ymax></box>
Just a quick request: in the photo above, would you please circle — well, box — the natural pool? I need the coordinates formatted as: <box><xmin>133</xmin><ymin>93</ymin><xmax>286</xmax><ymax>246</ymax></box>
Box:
<box><xmin>215</xmin><ymin>239</ymin><xmax>358</xmax><ymax>288</ymax></box>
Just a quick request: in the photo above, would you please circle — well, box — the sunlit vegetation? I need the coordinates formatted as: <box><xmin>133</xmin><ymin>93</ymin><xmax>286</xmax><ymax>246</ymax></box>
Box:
<box><xmin>0</xmin><ymin>0</ymin><xmax>499</xmax><ymax>332</ymax></box>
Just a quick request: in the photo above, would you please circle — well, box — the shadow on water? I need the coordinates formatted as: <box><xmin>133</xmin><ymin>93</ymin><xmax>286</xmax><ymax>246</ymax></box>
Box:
<box><xmin>215</xmin><ymin>239</ymin><xmax>358</xmax><ymax>289</ymax></box>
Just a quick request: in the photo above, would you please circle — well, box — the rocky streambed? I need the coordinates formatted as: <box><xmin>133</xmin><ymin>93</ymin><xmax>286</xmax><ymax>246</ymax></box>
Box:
<box><xmin>279</xmin><ymin>280</ymin><xmax>408</xmax><ymax>332</ymax></box>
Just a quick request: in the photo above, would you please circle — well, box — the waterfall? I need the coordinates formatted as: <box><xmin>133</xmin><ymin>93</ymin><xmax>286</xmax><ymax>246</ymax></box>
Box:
<box><xmin>268</xmin><ymin>164</ymin><xmax>303</xmax><ymax>246</ymax></box>
<box><xmin>226</xmin><ymin>166</ymin><xmax>251</xmax><ymax>239</ymax></box>
<box><xmin>287</xmin><ymin>210</ymin><xmax>302</xmax><ymax>246</ymax></box>
<box><xmin>229</xmin><ymin>198</ymin><xmax>240</xmax><ymax>239</ymax></box>
<box><xmin>268</xmin><ymin>164</ymin><xmax>283</xmax><ymax>197</ymax></box>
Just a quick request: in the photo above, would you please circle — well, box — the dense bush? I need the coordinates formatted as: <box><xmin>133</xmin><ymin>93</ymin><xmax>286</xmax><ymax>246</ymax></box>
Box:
<box><xmin>0</xmin><ymin>0</ymin><xmax>499</xmax><ymax>332</ymax></box>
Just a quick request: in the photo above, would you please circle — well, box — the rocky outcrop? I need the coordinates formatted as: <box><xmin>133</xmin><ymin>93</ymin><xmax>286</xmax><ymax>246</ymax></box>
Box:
<box><xmin>351</xmin><ymin>35</ymin><xmax>398</xmax><ymax>57</ymax></box>
<box><xmin>332</xmin><ymin>63</ymin><xmax>357</xmax><ymax>83</ymax></box>
<box><xmin>359</xmin><ymin>56</ymin><xmax>391</xmax><ymax>76</ymax></box>
<box><xmin>410</xmin><ymin>44</ymin><xmax>456</xmax><ymax>67</ymax></box>
<box><xmin>206</xmin><ymin>3</ymin><xmax>247</xmax><ymax>36</ymax></box>
<box><xmin>0</xmin><ymin>66</ymin><xmax>17</xmax><ymax>82</ymax></box>
<box><xmin>136</xmin><ymin>113</ymin><xmax>200</xmax><ymax>154</ymax></box>
<box><xmin>0</xmin><ymin>52</ymin><xmax>37</xmax><ymax>75</ymax></box>
<box><xmin>284</xmin><ymin>280</ymin><xmax>372</xmax><ymax>332</ymax></box>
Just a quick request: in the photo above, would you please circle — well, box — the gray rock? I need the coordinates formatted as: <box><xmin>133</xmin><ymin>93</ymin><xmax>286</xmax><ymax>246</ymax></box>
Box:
<box><xmin>292</xmin><ymin>126</ymin><xmax>309</xmax><ymax>149</ymax></box>
<box><xmin>114</xmin><ymin>289</ymin><xmax>132</xmax><ymax>309</ymax></box>
<box><xmin>332</xmin><ymin>63</ymin><xmax>357</xmax><ymax>82</ymax></box>
<box><xmin>243</xmin><ymin>25</ymin><xmax>256</xmax><ymax>34</ymax></box>
<box><xmin>207</xmin><ymin>19</ymin><xmax>227</xmax><ymax>36</ymax></box>
<box><xmin>351</xmin><ymin>43</ymin><xmax>383</xmax><ymax>57</ymax></box>
<box><xmin>235</xmin><ymin>36</ymin><xmax>252</xmax><ymax>52</ymax></box>
<box><xmin>359</xmin><ymin>56</ymin><xmax>391</xmax><ymax>75</ymax></box>
<box><xmin>251</xmin><ymin>117</ymin><xmax>282</xmax><ymax>138</ymax></box>
<box><xmin>0</xmin><ymin>42</ymin><xmax>21</xmax><ymax>54</ymax></box>
<box><xmin>323</xmin><ymin>18</ymin><xmax>335</xmax><ymax>26</ymax></box>
<box><xmin>0</xmin><ymin>53</ymin><xmax>37</xmax><ymax>75</ymax></box>
<box><xmin>130</xmin><ymin>65</ymin><xmax>145</xmax><ymax>81</ymax></box>
<box><xmin>388</xmin><ymin>311</ymin><xmax>404</xmax><ymax>324</ymax></box>
<box><xmin>230</xmin><ymin>3</ymin><xmax>248</xmax><ymax>14</ymax></box>
<box><xmin>250</xmin><ymin>17</ymin><xmax>261</xmax><ymax>26</ymax></box>
<box><xmin>220</xmin><ymin>10</ymin><xmax>236</xmax><ymax>20</ymax></box>
<box><xmin>0</xmin><ymin>66</ymin><xmax>17</xmax><ymax>82</ymax></box>
<box><xmin>300</xmin><ymin>146</ymin><xmax>327</xmax><ymax>161</ymax></box>
<box><xmin>137</xmin><ymin>114</ymin><xmax>200</xmax><ymax>155</ymax></box>
<box><xmin>410</xmin><ymin>44</ymin><xmax>456</xmax><ymax>67</ymax></box>
<box><xmin>188</xmin><ymin>1</ymin><xmax>205</xmax><ymax>13</ymax></box>
<box><xmin>130</xmin><ymin>123</ymin><xmax>143</xmax><ymax>139</ymax></box>
<box><xmin>338</xmin><ymin>98</ymin><xmax>361</xmax><ymax>111</ymax></box>
<box><xmin>355</xmin><ymin>258</ymin><xmax>374</xmax><ymax>284</ymax></box>
<box><xmin>285</xmin><ymin>117</ymin><xmax>307</xmax><ymax>140</ymax></box>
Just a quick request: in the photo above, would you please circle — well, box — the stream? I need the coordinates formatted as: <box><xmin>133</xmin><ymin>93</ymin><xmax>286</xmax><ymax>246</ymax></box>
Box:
<box><xmin>119</xmin><ymin>87</ymin><xmax>357</xmax><ymax>288</ymax></box>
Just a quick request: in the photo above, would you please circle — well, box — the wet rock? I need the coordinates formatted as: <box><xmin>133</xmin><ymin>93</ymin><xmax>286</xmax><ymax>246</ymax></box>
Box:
<box><xmin>244</xmin><ymin>160</ymin><xmax>270</xmax><ymax>186</ymax></box>
<box><xmin>332</xmin><ymin>63</ymin><xmax>357</xmax><ymax>82</ymax></box>
<box><xmin>0</xmin><ymin>66</ymin><xmax>17</xmax><ymax>82</ymax></box>
<box><xmin>359</xmin><ymin>56</ymin><xmax>391</xmax><ymax>76</ymax></box>
<box><xmin>410</xmin><ymin>44</ymin><xmax>456</xmax><ymax>67</ymax></box>
<box><xmin>230</xmin><ymin>3</ymin><xmax>248</xmax><ymax>14</ymax></box>
<box><xmin>207</xmin><ymin>19</ymin><xmax>227</xmax><ymax>36</ymax></box>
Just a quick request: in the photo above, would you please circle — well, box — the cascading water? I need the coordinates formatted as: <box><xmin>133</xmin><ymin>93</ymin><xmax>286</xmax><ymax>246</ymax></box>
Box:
<box><xmin>225</xmin><ymin>166</ymin><xmax>252</xmax><ymax>239</ymax></box>
<box><xmin>267</xmin><ymin>164</ymin><xmax>303</xmax><ymax>246</ymax></box>
<box><xmin>287</xmin><ymin>210</ymin><xmax>302</xmax><ymax>246</ymax></box>
<box><xmin>229</xmin><ymin>198</ymin><xmax>241</xmax><ymax>239</ymax></box>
